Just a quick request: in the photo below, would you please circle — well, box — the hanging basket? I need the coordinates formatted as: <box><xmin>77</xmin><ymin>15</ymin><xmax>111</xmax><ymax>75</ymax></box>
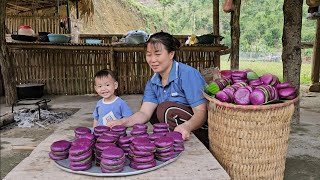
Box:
<box><xmin>204</xmin><ymin>93</ymin><xmax>298</xmax><ymax>180</ymax></box>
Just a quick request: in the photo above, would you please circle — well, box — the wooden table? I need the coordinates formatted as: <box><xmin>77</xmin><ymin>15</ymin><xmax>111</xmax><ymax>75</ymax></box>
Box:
<box><xmin>3</xmin><ymin>130</ymin><xmax>230</xmax><ymax>180</ymax></box>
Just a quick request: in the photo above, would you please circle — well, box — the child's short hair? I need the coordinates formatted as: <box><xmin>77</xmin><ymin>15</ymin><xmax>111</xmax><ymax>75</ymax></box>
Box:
<box><xmin>94</xmin><ymin>69</ymin><xmax>117</xmax><ymax>81</ymax></box>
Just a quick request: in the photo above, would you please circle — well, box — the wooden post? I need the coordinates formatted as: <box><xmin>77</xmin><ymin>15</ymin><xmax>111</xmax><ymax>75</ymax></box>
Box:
<box><xmin>56</xmin><ymin>0</ymin><xmax>60</xmax><ymax>16</ymax></box>
<box><xmin>282</xmin><ymin>0</ymin><xmax>303</xmax><ymax>124</ymax></box>
<box><xmin>76</xmin><ymin>0</ymin><xmax>79</xmax><ymax>19</ymax></box>
<box><xmin>310</xmin><ymin>19</ymin><xmax>320</xmax><ymax>92</ymax></box>
<box><xmin>66</xmin><ymin>0</ymin><xmax>71</xmax><ymax>34</ymax></box>
<box><xmin>213</xmin><ymin>0</ymin><xmax>220</xmax><ymax>68</ymax></box>
<box><xmin>230</xmin><ymin>0</ymin><xmax>241</xmax><ymax>70</ymax></box>
<box><xmin>0</xmin><ymin>0</ymin><xmax>18</xmax><ymax>105</ymax></box>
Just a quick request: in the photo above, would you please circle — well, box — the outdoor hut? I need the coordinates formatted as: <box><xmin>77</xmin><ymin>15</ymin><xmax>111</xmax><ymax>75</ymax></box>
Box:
<box><xmin>0</xmin><ymin>0</ymin><xmax>228</xmax><ymax>105</ymax></box>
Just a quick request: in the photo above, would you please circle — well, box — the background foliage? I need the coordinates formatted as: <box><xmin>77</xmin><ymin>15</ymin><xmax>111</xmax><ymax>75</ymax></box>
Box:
<box><xmin>123</xmin><ymin>0</ymin><xmax>317</xmax><ymax>53</ymax></box>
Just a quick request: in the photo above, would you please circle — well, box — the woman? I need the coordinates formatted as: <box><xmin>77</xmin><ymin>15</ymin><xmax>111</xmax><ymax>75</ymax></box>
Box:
<box><xmin>107</xmin><ymin>32</ymin><xmax>208</xmax><ymax>147</ymax></box>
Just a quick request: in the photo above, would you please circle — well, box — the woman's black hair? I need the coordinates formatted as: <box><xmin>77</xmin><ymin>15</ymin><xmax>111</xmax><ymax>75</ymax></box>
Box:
<box><xmin>146</xmin><ymin>32</ymin><xmax>181</xmax><ymax>59</ymax></box>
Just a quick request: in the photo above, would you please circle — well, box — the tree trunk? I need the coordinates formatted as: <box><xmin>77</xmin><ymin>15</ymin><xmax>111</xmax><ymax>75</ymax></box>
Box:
<box><xmin>0</xmin><ymin>0</ymin><xmax>17</xmax><ymax>105</ymax></box>
<box><xmin>282</xmin><ymin>0</ymin><xmax>303</xmax><ymax>124</ymax></box>
<box><xmin>230</xmin><ymin>0</ymin><xmax>241</xmax><ymax>70</ymax></box>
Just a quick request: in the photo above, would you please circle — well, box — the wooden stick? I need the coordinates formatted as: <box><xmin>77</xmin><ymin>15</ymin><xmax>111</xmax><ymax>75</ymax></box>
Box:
<box><xmin>35</xmin><ymin>122</ymin><xmax>49</xmax><ymax>130</ymax></box>
<box><xmin>11</xmin><ymin>145</ymin><xmax>37</xmax><ymax>150</ymax></box>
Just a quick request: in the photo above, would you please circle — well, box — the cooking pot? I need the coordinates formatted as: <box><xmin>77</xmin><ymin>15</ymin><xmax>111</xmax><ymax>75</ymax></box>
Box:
<box><xmin>38</xmin><ymin>32</ymin><xmax>50</xmax><ymax>42</ymax></box>
<box><xmin>16</xmin><ymin>83</ymin><xmax>45</xmax><ymax>99</ymax></box>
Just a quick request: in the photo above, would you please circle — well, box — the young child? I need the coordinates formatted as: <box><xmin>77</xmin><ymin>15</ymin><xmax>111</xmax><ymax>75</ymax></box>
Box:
<box><xmin>92</xmin><ymin>69</ymin><xmax>133</xmax><ymax>127</ymax></box>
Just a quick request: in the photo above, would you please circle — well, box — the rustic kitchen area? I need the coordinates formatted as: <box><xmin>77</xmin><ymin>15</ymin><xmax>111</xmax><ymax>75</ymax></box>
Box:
<box><xmin>0</xmin><ymin>96</ymin><xmax>83</xmax><ymax>179</ymax></box>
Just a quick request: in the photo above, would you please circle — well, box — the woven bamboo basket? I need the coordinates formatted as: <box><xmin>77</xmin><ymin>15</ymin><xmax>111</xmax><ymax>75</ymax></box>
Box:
<box><xmin>204</xmin><ymin>93</ymin><xmax>298</xmax><ymax>180</ymax></box>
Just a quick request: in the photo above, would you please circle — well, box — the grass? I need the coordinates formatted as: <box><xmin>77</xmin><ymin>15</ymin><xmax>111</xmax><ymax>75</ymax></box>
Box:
<box><xmin>219</xmin><ymin>58</ymin><xmax>312</xmax><ymax>85</ymax></box>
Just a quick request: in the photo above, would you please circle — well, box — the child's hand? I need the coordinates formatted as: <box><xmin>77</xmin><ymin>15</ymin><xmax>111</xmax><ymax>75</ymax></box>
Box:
<box><xmin>106</xmin><ymin>120</ymin><xmax>124</xmax><ymax>127</ymax></box>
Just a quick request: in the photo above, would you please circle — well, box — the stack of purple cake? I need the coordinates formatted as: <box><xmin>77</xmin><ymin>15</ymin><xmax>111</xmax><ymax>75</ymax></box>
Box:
<box><xmin>49</xmin><ymin>140</ymin><xmax>71</xmax><ymax>160</ymax></box>
<box><xmin>77</xmin><ymin>133</ymin><xmax>95</xmax><ymax>143</ymax></box>
<box><xmin>117</xmin><ymin>136</ymin><xmax>133</xmax><ymax>154</ymax></box>
<box><xmin>130</xmin><ymin>124</ymin><xmax>149</xmax><ymax>138</ymax></box>
<box><xmin>129</xmin><ymin>137</ymin><xmax>157</xmax><ymax>170</ymax></box>
<box><xmin>100</xmin><ymin>146</ymin><xmax>125</xmax><ymax>173</ymax></box>
<box><xmin>69</xmin><ymin>138</ymin><xmax>93</xmax><ymax>171</ymax></box>
<box><xmin>166</xmin><ymin>132</ymin><xmax>185</xmax><ymax>154</ymax></box>
<box><xmin>97</xmin><ymin>135</ymin><xmax>117</xmax><ymax>144</ymax></box>
<box><xmin>153</xmin><ymin>123</ymin><xmax>169</xmax><ymax>136</ymax></box>
<box><xmin>111</xmin><ymin>125</ymin><xmax>127</xmax><ymax>138</ymax></box>
<box><xmin>94</xmin><ymin>142</ymin><xmax>117</xmax><ymax>166</ymax></box>
<box><xmin>148</xmin><ymin>133</ymin><xmax>164</xmax><ymax>143</ymax></box>
<box><xmin>94</xmin><ymin>126</ymin><xmax>110</xmax><ymax>138</ymax></box>
<box><xmin>103</xmin><ymin>131</ymin><xmax>121</xmax><ymax>141</ymax></box>
<box><xmin>74</xmin><ymin>127</ymin><xmax>91</xmax><ymax>139</ymax></box>
<box><xmin>154</xmin><ymin>136</ymin><xmax>175</xmax><ymax>161</ymax></box>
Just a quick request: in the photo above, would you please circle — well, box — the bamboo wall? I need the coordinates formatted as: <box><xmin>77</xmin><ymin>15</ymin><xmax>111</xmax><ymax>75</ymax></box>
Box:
<box><xmin>6</xmin><ymin>16</ymin><xmax>62</xmax><ymax>34</ymax></box>
<box><xmin>6</xmin><ymin>43</ymin><xmax>227</xmax><ymax>95</ymax></box>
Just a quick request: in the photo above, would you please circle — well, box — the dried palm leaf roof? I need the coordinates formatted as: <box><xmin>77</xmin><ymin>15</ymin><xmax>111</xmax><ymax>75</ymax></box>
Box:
<box><xmin>6</xmin><ymin>0</ymin><xmax>94</xmax><ymax>19</ymax></box>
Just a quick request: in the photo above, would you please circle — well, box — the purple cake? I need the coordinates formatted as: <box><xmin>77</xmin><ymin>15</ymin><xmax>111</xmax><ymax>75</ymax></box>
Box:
<box><xmin>74</xmin><ymin>127</ymin><xmax>91</xmax><ymax>135</ymax></box>
<box><xmin>129</xmin><ymin>159</ymin><xmax>156</xmax><ymax>170</ymax></box>
<box><xmin>50</xmin><ymin>140</ymin><xmax>71</xmax><ymax>152</ymax></box>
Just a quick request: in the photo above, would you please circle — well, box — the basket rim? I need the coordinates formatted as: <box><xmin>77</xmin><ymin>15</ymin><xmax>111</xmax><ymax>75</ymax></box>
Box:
<box><xmin>204</xmin><ymin>92</ymin><xmax>299</xmax><ymax>110</ymax></box>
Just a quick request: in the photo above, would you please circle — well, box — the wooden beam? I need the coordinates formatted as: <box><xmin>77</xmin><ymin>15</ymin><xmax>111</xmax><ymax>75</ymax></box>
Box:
<box><xmin>230</xmin><ymin>0</ymin><xmax>241</xmax><ymax>70</ymax></box>
<box><xmin>301</xmin><ymin>41</ymin><xmax>314</xmax><ymax>49</ymax></box>
<box><xmin>213</xmin><ymin>0</ymin><xmax>220</xmax><ymax>68</ymax></box>
<box><xmin>7</xmin><ymin>43</ymin><xmax>228</xmax><ymax>52</ymax></box>
<box><xmin>7</xmin><ymin>3</ymin><xmax>31</xmax><ymax>11</ymax></box>
<box><xmin>311</xmin><ymin>19</ymin><xmax>320</xmax><ymax>84</ymax></box>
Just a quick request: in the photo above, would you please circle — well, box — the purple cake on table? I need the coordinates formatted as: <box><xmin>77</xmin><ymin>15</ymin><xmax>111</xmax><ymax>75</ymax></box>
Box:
<box><xmin>49</xmin><ymin>140</ymin><xmax>71</xmax><ymax>160</ymax></box>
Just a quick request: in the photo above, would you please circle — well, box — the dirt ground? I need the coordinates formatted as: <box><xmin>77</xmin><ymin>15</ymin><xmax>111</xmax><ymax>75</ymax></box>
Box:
<box><xmin>0</xmin><ymin>86</ymin><xmax>319</xmax><ymax>179</ymax></box>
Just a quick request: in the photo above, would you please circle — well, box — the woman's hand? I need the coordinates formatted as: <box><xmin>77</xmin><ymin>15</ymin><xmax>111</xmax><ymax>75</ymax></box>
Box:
<box><xmin>174</xmin><ymin>123</ymin><xmax>192</xmax><ymax>140</ymax></box>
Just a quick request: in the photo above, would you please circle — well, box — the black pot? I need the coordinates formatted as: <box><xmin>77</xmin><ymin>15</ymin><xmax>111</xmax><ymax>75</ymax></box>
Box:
<box><xmin>38</xmin><ymin>32</ymin><xmax>50</xmax><ymax>42</ymax></box>
<box><xmin>16</xmin><ymin>83</ymin><xmax>45</xmax><ymax>99</ymax></box>
<box><xmin>11</xmin><ymin>35</ymin><xmax>37</xmax><ymax>42</ymax></box>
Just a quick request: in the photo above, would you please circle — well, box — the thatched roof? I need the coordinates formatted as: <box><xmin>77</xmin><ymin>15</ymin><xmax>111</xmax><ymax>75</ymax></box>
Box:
<box><xmin>6</xmin><ymin>0</ymin><xmax>94</xmax><ymax>19</ymax></box>
<box><xmin>6</xmin><ymin>0</ymin><xmax>66</xmax><ymax>14</ymax></box>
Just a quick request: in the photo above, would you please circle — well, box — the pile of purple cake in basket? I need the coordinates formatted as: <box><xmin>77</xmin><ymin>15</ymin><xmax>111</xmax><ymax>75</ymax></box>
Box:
<box><xmin>49</xmin><ymin>123</ymin><xmax>185</xmax><ymax>173</ymax></box>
